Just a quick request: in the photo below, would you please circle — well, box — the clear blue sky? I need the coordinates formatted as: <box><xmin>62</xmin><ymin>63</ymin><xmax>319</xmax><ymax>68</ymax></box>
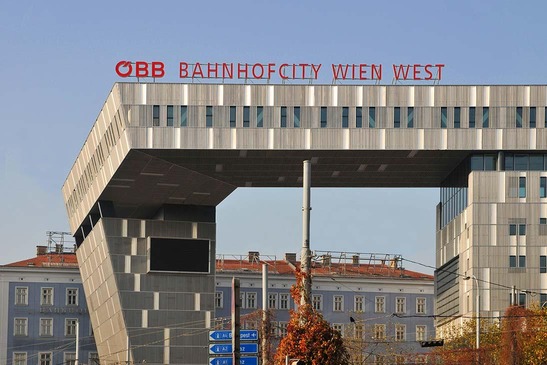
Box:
<box><xmin>1</xmin><ymin>0</ymin><xmax>546</xmax><ymax>272</ymax></box>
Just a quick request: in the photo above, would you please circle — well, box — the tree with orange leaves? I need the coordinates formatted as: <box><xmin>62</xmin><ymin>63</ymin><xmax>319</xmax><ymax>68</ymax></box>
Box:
<box><xmin>274</xmin><ymin>269</ymin><xmax>349</xmax><ymax>365</ymax></box>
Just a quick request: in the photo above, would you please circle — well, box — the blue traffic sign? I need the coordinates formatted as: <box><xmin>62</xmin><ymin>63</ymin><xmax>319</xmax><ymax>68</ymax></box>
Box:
<box><xmin>209</xmin><ymin>357</ymin><xmax>259</xmax><ymax>365</ymax></box>
<box><xmin>209</xmin><ymin>330</ymin><xmax>259</xmax><ymax>341</ymax></box>
<box><xmin>209</xmin><ymin>343</ymin><xmax>259</xmax><ymax>354</ymax></box>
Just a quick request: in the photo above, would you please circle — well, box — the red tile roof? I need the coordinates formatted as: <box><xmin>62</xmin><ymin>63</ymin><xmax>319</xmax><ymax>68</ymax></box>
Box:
<box><xmin>3</xmin><ymin>253</ymin><xmax>79</xmax><ymax>268</ymax></box>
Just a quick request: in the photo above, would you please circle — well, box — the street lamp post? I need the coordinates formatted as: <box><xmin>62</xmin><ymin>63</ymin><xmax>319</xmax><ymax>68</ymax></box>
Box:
<box><xmin>464</xmin><ymin>275</ymin><xmax>480</xmax><ymax>360</ymax></box>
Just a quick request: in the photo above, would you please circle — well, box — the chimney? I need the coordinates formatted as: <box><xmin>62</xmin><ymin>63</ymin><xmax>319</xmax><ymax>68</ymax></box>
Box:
<box><xmin>352</xmin><ymin>255</ymin><xmax>360</xmax><ymax>266</ymax></box>
<box><xmin>36</xmin><ymin>246</ymin><xmax>47</xmax><ymax>255</ymax></box>
<box><xmin>284</xmin><ymin>253</ymin><xmax>297</xmax><ymax>263</ymax></box>
<box><xmin>248</xmin><ymin>251</ymin><xmax>260</xmax><ymax>263</ymax></box>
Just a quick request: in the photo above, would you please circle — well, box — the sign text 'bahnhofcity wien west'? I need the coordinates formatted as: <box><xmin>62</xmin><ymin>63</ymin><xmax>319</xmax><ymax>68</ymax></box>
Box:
<box><xmin>115</xmin><ymin>61</ymin><xmax>445</xmax><ymax>81</ymax></box>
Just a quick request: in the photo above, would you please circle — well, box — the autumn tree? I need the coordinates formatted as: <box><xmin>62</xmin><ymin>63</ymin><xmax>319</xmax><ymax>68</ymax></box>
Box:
<box><xmin>274</xmin><ymin>270</ymin><xmax>350</xmax><ymax>365</ymax></box>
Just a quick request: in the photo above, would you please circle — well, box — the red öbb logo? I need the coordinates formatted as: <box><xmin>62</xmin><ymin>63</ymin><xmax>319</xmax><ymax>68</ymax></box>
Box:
<box><xmin>115</xmin><ymin>61</ymin><xmax>165</xmax><ymax>78</ymax></box>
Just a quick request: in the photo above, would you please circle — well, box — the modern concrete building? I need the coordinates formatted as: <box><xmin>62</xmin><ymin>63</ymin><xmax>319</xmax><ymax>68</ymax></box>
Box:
<box><xmin>63</xmin><ymin>83</ymin><xmax>547</xmax><ymax>364</ymax></box>
<box><xmin>0</xmin><ymin>245</ymin><xmax>97</xmax><ymax>365</ymax></box>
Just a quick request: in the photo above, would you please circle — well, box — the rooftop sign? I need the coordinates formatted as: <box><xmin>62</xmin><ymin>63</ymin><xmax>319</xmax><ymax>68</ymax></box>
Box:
<box><xmin>115</xmin><ymin>61</ymin><xmax>445</xmax><ymax>82</ymax></box>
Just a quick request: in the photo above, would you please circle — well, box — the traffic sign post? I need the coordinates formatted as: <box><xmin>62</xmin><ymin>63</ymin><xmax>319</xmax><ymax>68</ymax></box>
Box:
<box><xmin>208</xmin><ymin>357</ymin><xmax>259</xmax><ymax>365</ymax></box>
<box><xmin>209</xmin><ymin>330</ymin><xmax>259</xmax><ymax>341</ymax></box>
<box><xmin>209</xmin><ymin>343</ymin><xmax>259</xmax><ymax>355</ymax></box>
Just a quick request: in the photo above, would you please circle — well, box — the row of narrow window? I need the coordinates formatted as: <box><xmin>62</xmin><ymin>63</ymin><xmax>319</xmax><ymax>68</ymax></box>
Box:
<box><xmin>152</xmin><ymin>105</ymin><xmax>547</xmax><ymax>128</ymax></box>
<box><xmin>508</xmin><ymin>254</ymin><xmax>547</xmax><ymax>272</ymax></box>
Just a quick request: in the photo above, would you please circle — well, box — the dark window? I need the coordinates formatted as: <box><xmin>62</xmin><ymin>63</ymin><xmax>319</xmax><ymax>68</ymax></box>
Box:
<box><xmin>441</xmin><ymin>107</ymin><xmax>447</xmax><ymax>128</ymax></box>
<box><xmin>394</xmin><ymin>107</ymin><xmax>401</xmax><ymax>128</ymax></box>
<box><xmin>280</xmin><ymin>107</ymin><xmax>287</xmax><ymax>128</ymax></box>
<box><xmin>229</xmin><ymin>106</ymin><xmax>236</xmax><ymax>128</ymax></box>
<box><xmin>530</xmin><ymin>155</ymin><xmax>544</xmax><ymax>170</ymax></box>
<box><xmin>454</xmin><ymin>107</ymin><xmax>461</xmax><ymax>128</ymax></box>
<box><xmin>153</xmin><ymin>105</ymin><xmax>160</xmax><ymax>126</ymax></box>
<box><xmin>469</xmin><ymin>107</ymin><xmax>476</xmax><ymax>128</ymax></box>
<box><xmin>320</xmin><ymin>107</ymin><xmax>327</xmax><ymax>128</ymax></box>
<box><xmin>167</xmin><ymin>105</ymin><xmax>173</xmax><ymax>126</ymax></box>
<box><xmin>257</xmin><ymin>106</ymin><xmax>263</xmax><ymax>128</ymax></box>
<box><xmin>509</xmin><ymin>255</ymin><xmax>517</xmax><ymax>268</ymax></box>
<box><xmin>471</xmin><ymin>155</ymin><xmax>484</xmax><ymax>171</ymax></box>
<box><xmin>519</xmin><ymin>255</ymin><xmax>526</xmax><ymax>268</ymax></box>
<box><xmin>541</xmin><ymin>218</ymin><xmax>547</xmax><ymax>225</ymax></box>
<box><xmin>180</xmin><ymin>106</ymin><xmax>188</xmax><ymax>127</ymax></box>
<box><xmin>342</xmin><ymin>107</ymin><xmax>349</xmax><ymax>128</ymax></box>
<box><xmin>294</xmin><ymin>107</ymin><xmax>300</xmax><ymax>128</ymax></box>
<box><xmin>509</xmin><ymin>224</ymin><xmax>517</xmax><ymax>236</ymax></box>
<box><xmin>356</xmin><ymin>107</ymin><xmax>362</xmax><ymax>128</ymax></box>
<box><xmin>484</xmin><ymin>155</ymin><xmax>496</xmax><ymax>171</ymax></box>
<box><xmin>150</xmin><ymin>238</ymin><xmax>210</xmax><ymax>273</ymax></box>
<box><xmin>540</xmin><ymin>256</ymin><xmax>547</xmax><ymax>274</ymax></box>
<box><xmin>519</xmin><ymin>177</ymin><xmax>526</xmax><ymax>198</ymax></box>
<box><xmin>505</xmin><ymin>154</ymin><xmax>514</xmax><ymax>170</ymax></box>
<box><xmin>519</xmin><ymin>292</ymin><xmax>526</xmax><ymax>306</ymax></box>
<box><xmin>482</xmin><ymin>107</ymin><xmax>489</xmax><ymax>128</ymax></box>
<box><xmin>369</xmin><ymin>107</ymin><xmax>376</xmax><ymax>128</ymax></box>
<box><xmin>206</xmin><ymin>106</ymin><xmax>213</xmax><ymax>127</ymax></box>
<box><xmin>540</xmin><ymin>293</ymin><xmax>547</xmax><ymax>307</ymax></box>
<box><xmin>545</xmin><ymin>107</ymin><xmax>547</xmax><ymax>128</ymax></box>
<box><xmin>408</xmin><ymin>107</ymin><xmax>414</xmax><ymax>128</ymax></box>
<box><xmin>516</xmin><ymin>107</ymin><xmax>523</xmax><ymax>128</ymax></box>
<box><xmin>541</xmin><ymin>177</ymin><xmax>547</xmax><ymax>198</ymax></box>
<box><xmin>515</xmin><ymin>155</ymin><xmax>529</xmax><ymax>170</ymax></box>
<box><xmin>243</xmin><ymin>107</ymin><xmax>250</xmax><ymax>128</ymax></box>
<box><xmin>519</xmin><ymin>224</ymin><xmax>526</xmax><ymax>236</ymax></box>
<box><xmin>530</xmin><ymin>107</ymin><xmax>536</xmax><ymax>128</ymax></box>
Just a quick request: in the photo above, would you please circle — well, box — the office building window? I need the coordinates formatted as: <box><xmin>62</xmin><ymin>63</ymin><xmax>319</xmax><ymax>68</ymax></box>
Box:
<box><xmin>293</xmin><ymin>107</ymin><xmax>300</xmax><ymax>128</ymax></box>
<box><xmin>280</xmin><ymin>106</ymin><xmax>287</xmax><ymax>128</ymax></box>
<box><xmin>41</xmin><ymin>288</ymin><xmax>53</xmax><ymax>306</ymax></box>
<box><xmin>66</xmin><ymin>288</ymin><xmax>78</xmax><ymax>306</ymax></box>
<box><xmin>469</xmin><ymin>107</ymin><xmax>476</xmax><ymax>128</ymax></box>
<box><xmin>395</xmin><ymin>297</ymin><xmax>406</xmax><ymax>313</ymax></box>
<box><xmin>519</xmin><ymin>292</ymin><xmax>526</xmax><ymax>306</ymax></box>
<box><xmin>14</xmin><ymin>318</ymin><xmax>28</xmax><ymax>336</ymax></box>
<box><xmin>482</xmin><ymin>107</ymin><xmax>489</xmax><ymax>128</ymax></box>
<box><xmin>375</xmin><ymin>296</ymin><xmax>385</xmax><ymax>313</ymax></box>
<box><xmin>354</xmin><ymin>324</ymin><xmax>364</xmax><ymax>339</ymax></box>
<box><xmin>279</xmin><ymin>293</ymin><xmax>289</xmax><ymax>310</ymax></box>
<box><xmin>408</xmin><ymin>107</ymin><xmax>414</xmax><ymax>128</ymax></box>
<box><xmin>257</xmin><ymin>106</ymin><xmax>263</xmax><ymax>128</ymax></box>
<box><xmin>354</xmin><ymin>295</ymin><xmax>364</xmax><ymax>312</ymax></box>
<box><xmin>510</xmin><ymin>255</ymin><xmax>526</xmax><ymax>268</ymax></box>
<box><xmin>510</xmin><ymin>255</ymin><xmax>517</xmax><ymax>268</ymax></box>
<box><xmin>530</xmin><ymin>107</ymin><xmax>536</xmax><ymax>128</ymax></box>
<box><xmin>395</xmin><ymin>324</ymin><xmax>406</xmax><ymax>341</ymax></box>
<box><xmin>454</xmin><ymin>107</ymin><xmax>461</xmax><ymax>128</ymax></box>
<box><xmin>246</xmin><ymin>292</ymin><xmax>257</xmax><ymax>309</ymax></box>
<box><xmin>519</xmin><ymin>177</ymin><xmax>526</xmax><ymax>198</ymax></box>
<box><xmin>312</xmin><ymin>294</ymin><xmax>322</xmax><ymax>311</ymax></box>
<box><xmin>369</xmin><ymin>107</ymin><xmax>376</xmax><ymax>128</ymax></box>
<box><xmin>64</xmin><ymin>353</ymin><xmax>76</xmax><ymax>365</ymax></box>
<box><xmin>516</xmin><ymin>107</ymin><xmax>523</xmax><ymax>128</ymax></box>
<box><xmin>519</xmin><ymin>255</ymin><xmax>526</xmax><ymax>267</ymax></box>
<box><xmin>441</xmin><ymin>107</ymin><xmax>447</xmax><ymax>128</ymax></box>
<box><xmin>167</xmin><ymin>105</ymin><xmax>173</xmax><ymax>126</ymax></box>
<box><xmin>541</xmin><ymin>177</ymin><xmax>546</xmax><ymax>198</ymax></box>
<box><xmin>519</xmin><ymin>223</ymin><xmax>526</xmax><ymax>235</ymax></box>
<box><xmin>215</xmin><ymin>291</ymin><xmax>223</xmax><ymax>309</ymax></box>
<box><xmin>15</xmin><ymin>287</ymin><xmax>28</xmax><ymax>306</ymax></box>
<box><xmin>509</xmin><ymin>224</ymin><xmax>517</xmax><ymax>235</ymax></box>
<box><xmin>279</xmin><ymin>322</ymin><xmax>288</xmax><ymax>337</ymax></box>
<box><xmin>206</xmin><ymin>106</ymin><xmax>213</xmax><ymax>127</ymax></box>
<box><xmin>40</xmin><ymin>318</ymin><xmax>53</xmax><ymax>336</ymax></box>
<box><xmin>540</xmin><ymin>256</ymin><xmax>546</xmax><ymax>274</ymax></box>
<box><xmin>416</xmin><ymin>325</ymin><xmax>426</xmax><ymax>341</ymax></box>
<box><xmin>180</xmin><ymin>106</ymin><xmax>187</xmax><ymax>127</ymax></box>
<box><xmin>243</xmin><ymin>106</ymin><xmax>250</xmax><ymax>128</ymax></box>
<box><xmin>13</xmin><ymin>353</ymin><xmax>27</xmax><ymax>365</ymax></box>
<box><xmin>356</xmin><ymin>107</ymin><xmax>363</xmax><ymax>128</ymax></box>
<box><xmin>374</xmin><ymin>324</ymin><xmax>386</xmax><ymax>340</ymax></box>
<box><xmin>333</xmin><ymin>295</ymin><xmax>343</xmax><ymax>312</ymax></box>
<box><xmin>540</xmin><ymin>293</ymin><xmax>547</xmax><ymax>308</ymax></box>
<box><xmin>39</xmin><ymin>353</ymin><xmax>52</xmax><ymax>365</ymax></box>
<box><xmin>394</xmin><ymin>107</ymin><xmax>400</xmax><ymax>128</ymax></box>
<box><xmin>152</xmin><ymin>105</ymin><xmax>160</xmax><ymax>126</ymax></box>
<box><xmin>416</xmin><ymin>297</ymin><xmax>426</xmax><ymax>314</ymax></box>
<box><xmin>89</xmin><ymin>353</ymin><xmax>100</xmax><ymax>365</ymax></box>
<box><xmin>342</xmin><ymin>107</ymin><xmax>349</xmax><ymax>128</ymax></box>
<box><xmin>268</xmin><ymin>293</ymin><xmax>278</xmax><ymax>309</ymax></box>
<box><xmin>229</xmin><ymin>106</ymin><xmax>236</xmax><ymax>128</ymax></box>
<box><xmin>320</xmin><ymin>107</ymin><xmax>327</xmax><ymax>128</ymax></box>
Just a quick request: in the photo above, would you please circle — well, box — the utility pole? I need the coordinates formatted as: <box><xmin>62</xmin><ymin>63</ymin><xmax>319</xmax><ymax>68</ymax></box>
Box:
<box><xmin>262</xmin><ymin>264</ymin><xmax>269</xmax><ymax>365</ymax></box>
<box><xmin>232</xmin><ymin>278</ymin><xmax>241</xmax><ymax>365</ymax></box>
<box><xmin>301</xmin><ymin>160</ymin><xmax>312</xmax><ymax>306</ymax></box>
<box><xmin>75</xmin><ymin>320</ymin><xmax>79</xmax><ymax>365</ymax></box>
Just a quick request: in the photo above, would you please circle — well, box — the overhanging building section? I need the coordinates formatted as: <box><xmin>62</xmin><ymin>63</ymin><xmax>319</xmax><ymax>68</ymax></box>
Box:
<box><xmin>63</xmin><ymin>83</ymin><xmax>547</xmax><ymax>364</ymax></box>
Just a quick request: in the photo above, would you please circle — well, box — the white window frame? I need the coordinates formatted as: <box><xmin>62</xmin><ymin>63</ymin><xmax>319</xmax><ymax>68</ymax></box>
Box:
<box><xmin>354</xmin><ymin>323</ymin><xmax>364</xmax><ymax>339</ymax></box>
<box><xmin>15</xmin><ymin>287</ymin><xmax>28</xmax><ymax>306</ymax></box>
<box><xmin>40</xmin><ymin>318</ymin><xmax>53</xmax><ymax>337</ymax></box>
<box><xmin>333</xmin><ymin>295</ymin><xmax>344</xmax><ymax>312</ymax></box>
<box><xmin>66</xmin><ymin>288</ymin><xmax>78</xmax><ymax>306</ymax></box>
<box><xmin>14</xmin><ymin>318</ymin><xmax>28</xmax><ymax>336</ymax></box>
<box><xmin>239</xmin><ymin>291</ymin><xmax>245</xmax><ymax>309</ymax></box>
<box><xmin>41</xmin><ymin>287</ymin><xmax>54</xmax><ymax>306</ymax></box>
<box><xmin>312</xmin><ymin>294</ymin><xmax>323</xmax><ymax>311</ymax></box>
<box><xmin>395</xmin><ymin>324</ymin><xmax>406</xmax><ymax>341</ymax></box>
<box><xmin>246</xmin><ymin>292</ymin><xmax>257</xmax><ymax>309</ymax></box>
<box><xmin>416</xmin><ymin>297</ymin><xmax>426</xmax><ymax>314</ymax></box>
<box><xmin>278</xmin><ymin>321</ymin><xmax>288</xmax><ymax>337</ymax></box>
<box><xmin>279</xmin><ymin>293</ymin><xmax>290</xmax><ymax>310</ymax></box>
<box><xmin>65</xmin><ymin>318</ymin><xmax>77</xmax><ymax>337</ymax></box>
<box><xmin>332</xmin><ymin>323</ymin><xmax>343</xmax><ymax>334</ymax></box>
<box><xmin>13</xmin><ymin>352</ymin><xmax>27</xmax><ymax>365</ymax></box>
<box><xmin>354</xmin><ymin>295</ymin><xmax>364</xmax><ymax>312</ymax></box>
<box><xmin>64</xmin><ymin>352</ymin><xmax>76</xmax><ymax>365</ymax></box>
<box><xmin>374</xmin><ymin>324</ymin><xmax>386</xmax><ymax>339</ymax></box>
<box><xmin>268</xmin><ymin>293</ymin><xmax>278</xmax><ymax>309</ymax></box>
<box><xmin>270</xmin><ymin>321</ymin><xmax>278</xmax><ymax>336</ymax></box>
<box><xmin>395</xmin><ymin>297</ymin><xmax>406</xmax><ymax>314</ymax></box>
<box><xmin>416</xmin><ymin>325</ymin><xmax>426</xmax><ymax>341</ymax></box>
<box><xmin>39</xmin><ymin>352</ymin><xmax>52</xmax><ymax>365</ymax></box>
<box><xmin>215</xmin><ymin>291</ymin><xmax>223</xmax><ymax>309</ymax></box>
<box><xmin>375</xmin><ymin>296</ymin><xmax>385</xmax><ymax>313</ymax></box>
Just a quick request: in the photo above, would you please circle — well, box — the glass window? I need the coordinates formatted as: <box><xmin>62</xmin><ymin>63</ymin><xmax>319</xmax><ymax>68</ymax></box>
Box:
<box><xmin>333</xmin><ymin>295</ymin><xmax>343</xmax><ymax>311</ymax></box>
<box><xmin>15</xmin><ymin>287</ymin><xmax>28</xmax><ymax>306</ymax></box>
<box><xmin>516</xmin><ymin>107</ymin><xmax>523</xmax><ymax>128</ymax></box>
<box><xmin>152</xmin><ymin>105</ymin><xmax>160</xmax><ymax>126</ymax></box>
<box><xmin>243</xmin><ymin>106</ymin><xmax>250</xmax><ymax>128</ymax></box>
<box><xmin>294</xmin><ymin>107</ymin><xmax>300</xmax><ymax>128</ymax></box>
<box><xmin>408</xmin><ymin>107</ymin><xmax>414</xmax><ymax>128</ymax></box>
<box><xmin>541</xmin><ymin>177</ymin><xmax>547</xmax><ymax>198</ymax></box>
<box><xmin>167</xmin><ymin>105</ymin><xmax>173</xmax><ymax>126</ymax></box>
<box><xmin>395</xmin><ymin>324</ymin><xmax>406</xmax><ymax>341</ymax></box>
<box><xmin>180</xmin><ymin>106</ymin><xmax>187</xmax><ymax>127</ymax></box>
<box><xmin>530</xmin><ymin>107</ymin><xmax>536</xmax><ymax>128</ymax></box>
<box><xmin>369</xmin><ymin>107</ymin><xmax>376</xmax><ymax>128</ymax></box>
<box><xmin>469</xmin><ymin>107</ymin><xmax>476</xmax><ymax>128</ymax></box>
<box><xmin>256</xmin><ymin>106</ymin><xmax>263</xmax><ymax>128</ymax></box>
<box><xmin>279</xmin><ymin>294</ymin><xmax>289</xmax><ymax>310</ymax></box>
<box><xmin>519</xmin><ymin>224</ymin><xmax>526</xmax><ymax>235</ymax></box>
<box><xmin>505</xmin><ymin>154</ymin><xmax>514</xmax><ymax>170</ymax></box>
<box><xmin>519</xmin><ymin>255</ymin><xmax>526</xmax><ymax>268</ymax></box>
<box><xmin>441</xmin><ymin>107</ymin><xmax>447</xmax><ymax>128</ymax></box>
<box><xmin>375</xmin><ymin>296</ymin><xmax>385</xmax><ymax>313</ymax></box>
<box><xmin>342</xmin><ymin>107</ymin><xmax>349</xmax><ymax>128</ymax></box>
<box><xmin>354</xmin><ymin>295</ymin><xmax>364</xmax><ymax>312</ymax></box>
<box><xmin>40</xmin><ymin>318</ymin><xmax>53</xmax><ymax>336</ymax></box>
<box><xmin>519</xmin><ymin>292</ymin><xmax>526</xmax><ymax>306</ymax></box>
<box><xmin>332</xmin><ymin>323</ymin><xmax>343</xmax><ymax>334</ymax></box>
<box><xmin>416</xmin><ymin>325</ymin><xmax>426</xmax><ymax>341</ymax></box>
<box><xmin>515</xmin><ymin>155</ymin><xmax>529</xmax><ymax>170</ymax></box>
<box><xmin>484</xmin><ymin>155</ymin><xmax>496</xmax><ymax>171</ymax></box>
<box><xmin>229</xmin><ymin>106</ymin><xmax>236</xmax><ymax>128</ymax></box>
<box><xmin>215</xmin><ymin>291</ymin><xmax>223</xmax><ymax>308</ymax></box>
<box><xmin>356</xmin><ymin>107</ymin><xmax>362</xmax><ymax>128</ymax></box>
<box><xmin>39</xmin><ymin>353</ymin><xmax>52</xmax><ymax>365</ymax></box>
<box><xmin>530</xmin><ymin>155</ymin><xmax>544</xmax><ymax>171</ymax></box>
<box><xmin>509</xmin><ymin>224</ymin><xmax>517</xmax><ymax>236</ymax></box>
<box><xmin>64</xmin><ymin>353</ymin><xmax>76</xmax><ymax>365</ymax></box>
<box><xmin>354</xmin><ymin>324</ymin><xmax>363</xmax><ymax>339</ymax></box>
<box><xmin>540</xmin><ymin>293</ymin><xmax>547</xmax><ymax>308</ymax></box>
<box><xmin>540</xmin><ymin>255</ymin><xmax>546</xmax><ymax>274</ymax></box>
<box><xmin>320</xmin><ymin>107</ymin><xmax>327</xmax><ymax>128</ymax></box>
<box><xmin>13</xmin><ymin>353</ymin><xmax>27</xmax><ymax>365</ymax></box>
<box><xmin>416</xmin><ymin>298</ymin><xmax>426</xmax><ymax>314</ymax></box>
<box><xmin>280</xmin><ymin>106</ymin><xmax>287</xmax><ymax>128</ymax></box>
<box><xmin>206</xmin><ymin>106</ymin><xmax>213</xmax><ymax>127</ymax></box>
<box><xmin>510</xmin><ymin>255</ymin><xmax>517</xmax><ymax>268</ymax></box>
<box><xmin>279</xmin><ymin>322</ymin><xmax>288</xmax><ymax>337</ymax></box>
<box><xmin>66</xmin><ymin>288</ymin><xmax>78</xmax><ymax>306</ymax></box>
<box><xmin>519</xmin><ymin>177</ymin><xmax>526</xmax><ymax>198</ymax></box>
<box><xmin>470</xmin><ymin>155</ymin><xmax>484</xmax><ymax>170</ymax></box>
<box><xmin>482</xmin><ymin>107</ymin><xmax>489</xmax><ymax>128</ymax></box>
<box><xmin>395</xmin><ymin>297</ymin><xmax>406</xmax><ymax>313</ymax></box>
<box><xmin>14</xmin><ymin>318</ymin><xmax>28</xmax><ymax>336</ymax></box>
<box><xmin>312</xmin><ymin>294</ymin><xmax>322</xmax><ymax>311</ymax></box>
<box><xmin>268</xmin><ymin>293</ymin><xmax>277</xmax><ymax>309</ymax></box>
<box><xmin>394</xmin><ymin>107</ymin><xmax>400</xmax><ymax>128</ymax></box>
<box><xmin>246</xmin><ymin>292</ymin><xmax>257</xmax><ymax>309</ymax></box>
<box><xmin>374</xmin><ymin>324</ymin><xmax>386</xmax><ymax>339</ymax></box>
<box><xmin>454</xmin><ymin>107</ymin><xmax>461</xmax><ymax>128</ymax></box>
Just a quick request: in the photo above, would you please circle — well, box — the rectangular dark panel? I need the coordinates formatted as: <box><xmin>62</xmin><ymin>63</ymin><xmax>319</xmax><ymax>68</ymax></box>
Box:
<box><xmin>150</xmin><ymin>237</ymin><xmax>210</xmax><ymax>273</ymax></box>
